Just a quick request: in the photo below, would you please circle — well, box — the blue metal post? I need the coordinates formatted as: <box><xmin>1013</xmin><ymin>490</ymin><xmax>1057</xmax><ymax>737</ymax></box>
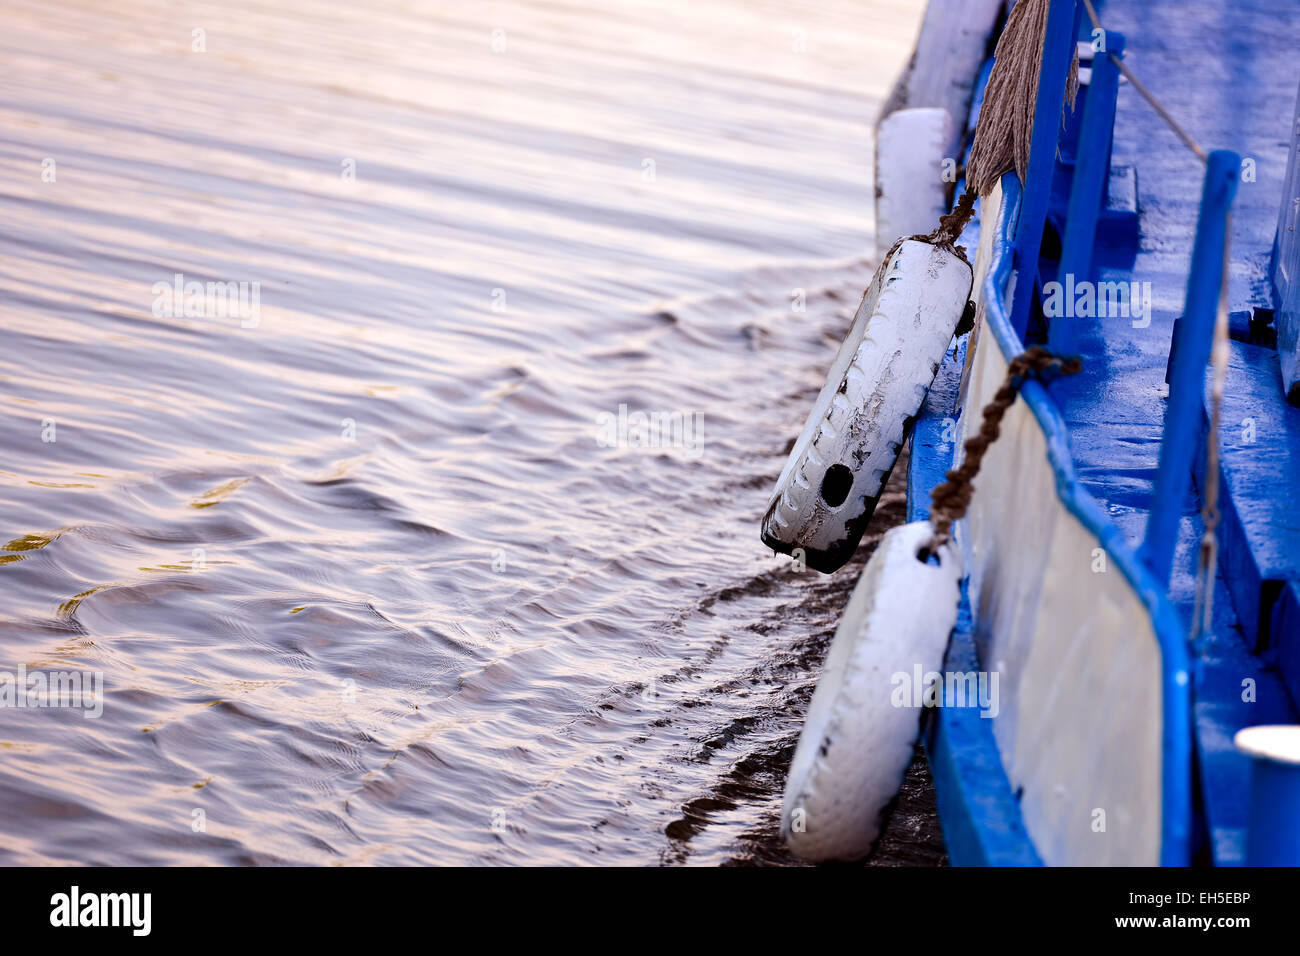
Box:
<box><xmin>1140</xmin><ymin>150</ymin><xmax>1240</xmax><ymax>585</ymax></box>
<box><xmin>1048</xmin><ymin>32</ymin><xmax>1125</xmax><ymax>356</ymax></box>
<box><xmin>1009</xmin><ymin>0</ymin><xmax>1080</xmax><ymax>340</ymax></box>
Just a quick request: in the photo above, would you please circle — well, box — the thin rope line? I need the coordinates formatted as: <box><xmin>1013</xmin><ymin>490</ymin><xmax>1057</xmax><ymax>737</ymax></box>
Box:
<box><xmin>1191</xmin><ymin>214</ymin><xmax>1232</xmax><ymax>644</ymax></box>
<box><xmin>1081</xmin><ymin>0</ymin><xmax>1207</xmax><ymax>162</ymax></box>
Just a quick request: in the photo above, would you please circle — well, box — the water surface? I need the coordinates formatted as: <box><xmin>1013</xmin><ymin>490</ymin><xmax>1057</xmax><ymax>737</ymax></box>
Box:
<box><xmin>0</xmin><ymin>0</ymin><xmax>929</xmax><ymax>865</ymax></box>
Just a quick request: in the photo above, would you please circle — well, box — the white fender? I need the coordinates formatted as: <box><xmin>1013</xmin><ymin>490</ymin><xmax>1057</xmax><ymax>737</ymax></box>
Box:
<box><xmin>761</xmin><ymin>240</ymin><xmax>971</xmax><ymax>573</ymax></box>
<box><xmin>875</xmin><ymin>108</ymin><xmax>955</xmax><ymax>262</ymax></box>
<box><xmin>781</xmin><ymin>521</ymin><xmax>961</xmax><ymax>863</ymax></box>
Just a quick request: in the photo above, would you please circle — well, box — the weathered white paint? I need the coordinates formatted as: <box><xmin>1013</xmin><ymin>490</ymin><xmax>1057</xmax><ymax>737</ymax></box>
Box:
<box><xmin>763</xmin><ymin>239</ymin><xmax>972</xmax><ymax>571</ymax></box>
<box><xmin>956</xmin><ymin>181</ymin><xmax>1164</xmax><ymax>866</ymax></box>
<box><xmin>1236</xmin><ymin>725</ymin><xmax>1300</xmax><ymax>765</ymax></box>
<box><xmin>900</xmin><ymin>0</ymin><xmax>1004</xmax><ymax>147</ymax></box>
<box><xmin>875</xmin><ymin>107</ymin><xmax>955</xmax><ymax>261</ymax></box>
<box><xmin>782</xmin><ymin>522</ymin><xmax>961</xmax><ymax>862</ymax></box>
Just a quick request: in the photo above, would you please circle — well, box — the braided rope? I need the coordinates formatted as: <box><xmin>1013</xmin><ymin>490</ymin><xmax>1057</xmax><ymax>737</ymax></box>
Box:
<box><xmin>925</xmin><ymin>347</ymin><xmax>1082</xmax><ymax>554</ymax></box>
<box><xmin>928</xmin><ymin>189</ymin><xmax>978</xmax><ymax>248</ymax></box>
<box><xmin>966</xmin><ymin>0</ymin><xmax>1079</xmax><ymax>197</ymax></box>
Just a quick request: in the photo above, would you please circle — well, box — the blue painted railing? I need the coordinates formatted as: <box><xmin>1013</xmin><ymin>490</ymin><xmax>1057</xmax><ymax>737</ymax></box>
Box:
<box><xmin>1005</xmin><ymin>0</ymin><xmax>1248</xmax><ymax>864</ymax></box>
<box><xmin>1139</xmin><ymin>150</ymin><xmax>1240</xmax><ymax>585</ymax></box>
<box><xmin>1009</xmin><ymin>0</ymin><xmax>1081</xmax><ymax>339</ymax></box>
<box><xmin>1011</xmin><ymin>6</ymin><xmax>1242</xmax><ymax>602</ymax></box>
<box><xmin>1049</xmin><ymin>30</ymin><xmax>1125</xmax><ymax>355</ymax></box>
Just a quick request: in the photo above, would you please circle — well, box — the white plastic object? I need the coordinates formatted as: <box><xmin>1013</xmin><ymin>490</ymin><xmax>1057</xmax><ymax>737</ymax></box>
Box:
<box><xmin>761</xmin><ymin>239</ymin><xmax>972</xmax><ymax>573</ymax></box>
<box><xmin>1235</xmin><ymin>725</ymin><xmax>1300</xmax><ymax>765</ymax></box>
<box><xmin>781</xmin><ymin>521</ymin><xmax>962</xmax><ymax>862</ymax></box>
<box><xmin>875</xmin><ymin>108</ymin><xmax>955</xmax><ymax>262</ymax></box>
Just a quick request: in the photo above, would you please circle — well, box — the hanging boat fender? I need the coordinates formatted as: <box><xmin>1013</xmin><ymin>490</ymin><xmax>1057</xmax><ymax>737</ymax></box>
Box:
<box><xmin>874</xmin><ymin>107</ymin><xmax>956</xmax><ymax>262</ymax></box>
<box><xmin>761</xmin><ymin>239</ymin><xmax>972</xmax><ymax>573</ymax></box>
<box><xmin>779</xmin><ymin>348</ymin><xmax>1082</xmax><ymax>863</ymax></box>
<box><xmin>781</xmin><ymin>521</ymin><xmax>961</xmax><ymax>862</ymax></box>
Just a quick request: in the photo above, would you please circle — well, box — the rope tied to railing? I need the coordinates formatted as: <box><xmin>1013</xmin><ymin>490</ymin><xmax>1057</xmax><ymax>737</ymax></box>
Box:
<box><xmin>928</xmin><ymin>189</ymin><xmax>978</xmax><ymax>248</ymax></box>
<box><xmin>958</xmin><ymin>0</ymin><xmax>1206</xmax><ymax>205</ymax></box>
<box><xmin>925</xmin><ymin>347</ymin><xmax>1082</xmax><ymax>556</ymax></box>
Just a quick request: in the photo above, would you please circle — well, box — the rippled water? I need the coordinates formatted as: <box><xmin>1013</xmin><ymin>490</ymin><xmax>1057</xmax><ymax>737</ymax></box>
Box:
<box><xmin>0</xmin><ymin>0</ymin><xmax>929</xmax><ymax>865</ymax></box>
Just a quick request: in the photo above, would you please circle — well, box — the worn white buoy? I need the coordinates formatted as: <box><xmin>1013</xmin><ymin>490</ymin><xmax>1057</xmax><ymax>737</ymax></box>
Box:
<box><xmin>779</xmin><ymin>348</ymin><xmax>1079</xmax><ymax>863</ymax></box>
<box><xmin>761</xmin><ymin>240</ymin><xmax>972</xmax><ymax>572</ymax></box>
<box><xmin>781</xmin><ymin>521</ymin><xmax>961</xmax><ymax>862</ymax></box>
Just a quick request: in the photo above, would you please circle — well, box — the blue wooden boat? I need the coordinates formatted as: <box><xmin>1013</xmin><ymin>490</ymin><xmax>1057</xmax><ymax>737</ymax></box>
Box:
<box><xmin>896</xmin><ymin>0</ymin><xmax>1300</xmax><ymax>865</ymax></box>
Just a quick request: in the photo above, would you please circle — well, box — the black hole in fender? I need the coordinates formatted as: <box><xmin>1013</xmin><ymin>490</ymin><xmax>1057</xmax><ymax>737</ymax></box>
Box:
<box><xmin>820</xmin><ymin>464</ymin><xmax>853</xmax><ymax>507</ymax></box>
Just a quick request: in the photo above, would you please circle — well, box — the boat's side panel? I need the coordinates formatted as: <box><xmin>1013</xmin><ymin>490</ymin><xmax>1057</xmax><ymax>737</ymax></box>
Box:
<box><xmin>960</xmin><ymin>244</ymin><xmax>1163</xmax><ymax>865</ymax></box>
<box><xmin>921</xmin><ymin>178</ymin><xmax>1193</xmax><ymax>866</ymax></box>
<box><xmin>912</xmin><ymin>333</ymin><xmax>1044</xmax><ymax>866</ymax></box>
<box><xmin>923</xmin><ymin>595</ymin><xmax>1045</xmax><ymax>866</ymax></box>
